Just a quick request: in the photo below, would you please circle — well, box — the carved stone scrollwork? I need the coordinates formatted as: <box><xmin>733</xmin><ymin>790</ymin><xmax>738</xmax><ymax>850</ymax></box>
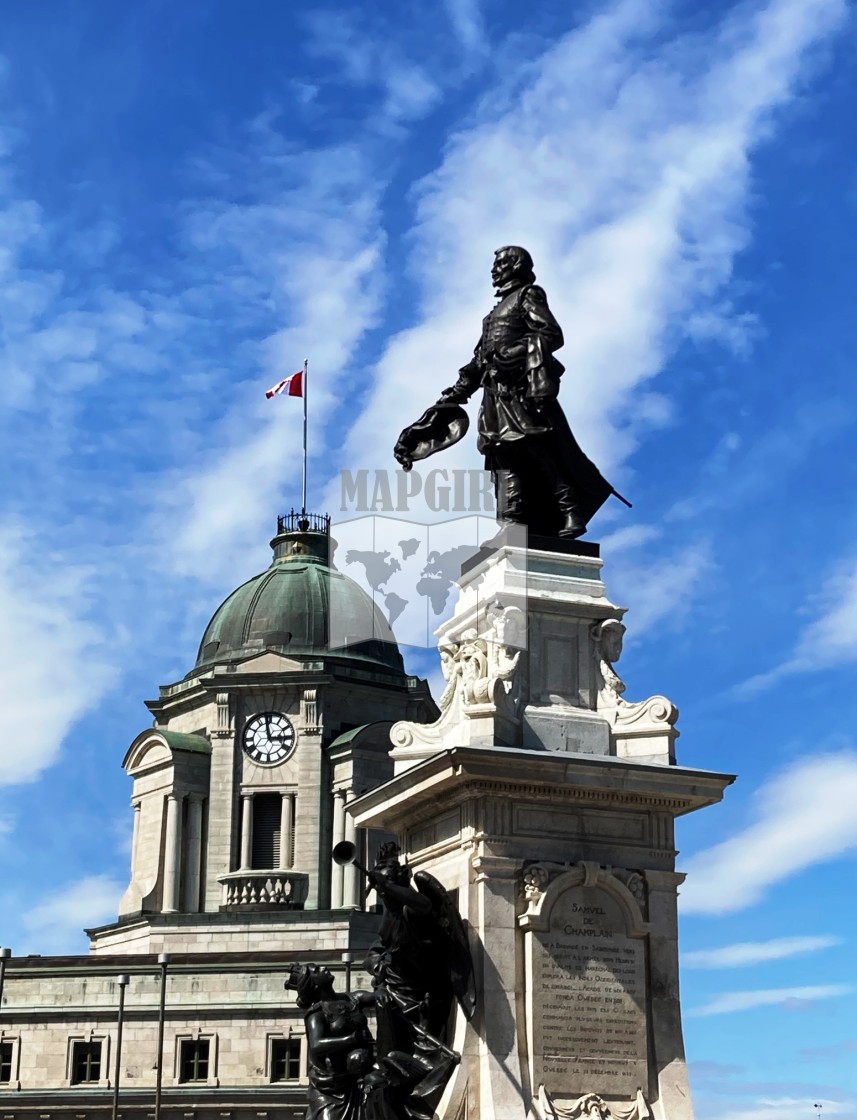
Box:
<box><xmin>391</xmin><ymin>603</ymin><xmax>524</xmax><ymax>753</ymax></box>
<box><xmin>539</xmin><ymin>1086</ymin><xmax>651</xmax><ymax>1120</ymax></box>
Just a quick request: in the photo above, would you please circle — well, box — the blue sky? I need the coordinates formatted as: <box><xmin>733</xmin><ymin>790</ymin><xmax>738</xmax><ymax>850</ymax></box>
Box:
<box><xmin>0</xmin><ymin>0</ymin><xmax>856</xmax><ymax>1116</ymax></box>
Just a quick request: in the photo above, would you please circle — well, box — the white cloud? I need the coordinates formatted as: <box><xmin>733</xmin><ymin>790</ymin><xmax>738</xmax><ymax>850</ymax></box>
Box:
<box><xmin>599</xmin><ymin>523</ymin><xmax>662</xmax><ymax>554</ymax></box>
<box><xmin>683</xmin><ymin>935</ymin><xmax>843</xmax><ymax>969</ymax></box>
<box><xmin>0</xmin><ymin>522</ymin><xmax>116</xmax><ymax>786</ymax></box>
<box><xmin>689</xmin><ymin>985</ymin><xmax>852</xmax><ymax>1018</ymax></box>
<box><xmin>443</xmin><ymin>0</ymin><xmax>487</xmax><ymax>54</ymax></box>
<box><xmin>21</xmin><ymin>874</ymin><xmax>124</xmax><ymax>954</ymax></box>
<box><xmin>610</xmin><ymin>540</ymin><xmax>712</xmax><ymax>635</ymax></box>
<box><xmin>301</xmin><ymin>11</ymin><xmax>442</xmax><ymax>123</ymax></box>
<box><xmin>739</xmin><ymin>557</ymin><xmax>857</xmax><ymax>694</ymax></box>
<box><xmin>329</xmin><ymin>0</ymin><xmax>848</xmax><ymax>523</ymax></box>
<box><xmin>680</xmin><ymin>751</ymin><xmax>857</xmax><ymax>914</ymax></box>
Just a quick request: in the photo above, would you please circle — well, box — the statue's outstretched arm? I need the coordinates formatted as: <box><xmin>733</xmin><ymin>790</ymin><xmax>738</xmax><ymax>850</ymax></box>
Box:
<box><xmin>371</xmin><ymin>875</ymin><xmax>434</xmax><ymax>915</ymax></box>
<box><xmin>440</xmin><ymin>347</ymin><xmax>482</xmax><ymax>404</ymax></box>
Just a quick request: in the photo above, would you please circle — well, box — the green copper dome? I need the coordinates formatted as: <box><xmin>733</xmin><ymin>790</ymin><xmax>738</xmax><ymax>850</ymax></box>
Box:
<box><xmin>194</xmin><ymin>515</ymin><xmax>404</xmax><ymax>675</ymax></box>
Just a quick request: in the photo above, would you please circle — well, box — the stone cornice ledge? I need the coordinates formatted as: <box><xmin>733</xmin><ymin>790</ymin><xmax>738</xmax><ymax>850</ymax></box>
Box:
<box><xmin>349</xmin><ymin>745</ymin><xmax>735</xmax><ymax>832</ymax></box>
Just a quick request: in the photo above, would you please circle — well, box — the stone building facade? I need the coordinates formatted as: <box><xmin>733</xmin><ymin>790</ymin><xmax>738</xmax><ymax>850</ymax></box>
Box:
<box><xmin>0</xmin><ymin>514</ymin><xmax>436</xmax><ymax>1118</ymax></box>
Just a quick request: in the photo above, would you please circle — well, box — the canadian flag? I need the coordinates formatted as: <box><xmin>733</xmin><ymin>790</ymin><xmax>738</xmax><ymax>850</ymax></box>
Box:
<box><xmin>265</xmin><ymin>370</ymin><xmax>303</xmax><ymax>399</ymax></box>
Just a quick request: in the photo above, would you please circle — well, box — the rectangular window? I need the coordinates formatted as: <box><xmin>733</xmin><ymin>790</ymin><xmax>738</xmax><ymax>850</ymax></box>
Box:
<box><xmin>179</xmin><ymin>1038</ymin><xmax>210</xmax><ymax>1083</ymax></box>
<box><xmin>0</xmin><ymin>1041</ymin><xmax>13</xmax><ymax>1084</ymax></box>
<box><xmin>71</xmin><ymin>1040</ymin><xmax>102</xmax><ymax>1085</ymax></box>
<box><xmin>270</xmin><ymin>1037</ymin><xmax>301</xmax><ymax>1082</ymax></box>
<box><xmin>251</xmin><ymin>793</ymin><xmax>282</xmax><ymax>869</ymax></box>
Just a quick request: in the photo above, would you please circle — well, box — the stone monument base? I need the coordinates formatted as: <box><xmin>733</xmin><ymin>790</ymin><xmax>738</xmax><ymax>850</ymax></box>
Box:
<box><xmin>352</xmin><ymin>744</ymin><xmax>731</xmax><ymax>1120</ymax></box>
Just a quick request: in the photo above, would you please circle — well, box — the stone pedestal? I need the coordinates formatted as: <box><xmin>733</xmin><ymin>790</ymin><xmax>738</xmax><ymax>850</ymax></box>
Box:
<box><xmin>353</xmin><ymin>541</ymin><xmax>733</xmax><ymax>1120</ymax></box>
<box><xmin>390</xmin><ymin>540</ymin><xmax>680</xmax><ymax>772</ymax></box>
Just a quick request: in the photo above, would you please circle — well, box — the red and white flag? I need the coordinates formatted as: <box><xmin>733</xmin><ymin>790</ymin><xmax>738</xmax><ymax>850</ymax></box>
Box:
<box><xmin>266</xmin><ymin>370</ymin><xmax>303</xmax><ymax>399</ymax></box>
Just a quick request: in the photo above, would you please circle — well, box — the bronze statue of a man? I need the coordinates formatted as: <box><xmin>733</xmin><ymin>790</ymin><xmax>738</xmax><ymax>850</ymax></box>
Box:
<box><xmin>394</xmin><ymin>246</ymin><xmax>628</xmax><ymax>539</ymax></box>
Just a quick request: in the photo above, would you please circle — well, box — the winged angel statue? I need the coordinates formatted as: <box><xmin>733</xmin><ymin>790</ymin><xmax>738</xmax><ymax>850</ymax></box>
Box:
<box><xmin>287</xmin><ymin>843</ymin><xmax>474</xmax><ymax>1120</ymax></box>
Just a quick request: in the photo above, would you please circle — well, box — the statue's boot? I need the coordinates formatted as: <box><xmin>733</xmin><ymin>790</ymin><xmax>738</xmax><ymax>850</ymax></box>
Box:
<box><xmin>559</xmin><ymin>513</ymin><xmax>587</xmax><ymax>539</ymax></box>
<box><xmin>496</xmin><ymin>468</ymin><xmax>527</xmax><ymax>524</ymax></box>
<box><xmin>557</xmin><ymin>488</ymin><xmax>587</xmax><ymax>539</ymax></box>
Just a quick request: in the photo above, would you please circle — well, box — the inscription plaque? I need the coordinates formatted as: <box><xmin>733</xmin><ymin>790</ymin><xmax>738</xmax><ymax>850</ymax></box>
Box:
<box><xmin>530</xmin><ymin>883</ymin><xmax>648</xmax><ymax>1099</ymax></box>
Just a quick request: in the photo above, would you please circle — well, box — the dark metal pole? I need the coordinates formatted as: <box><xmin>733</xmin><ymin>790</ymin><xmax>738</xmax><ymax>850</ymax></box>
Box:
<box><xmin>342</xmin><ymin>951</ymin><xmax>353</xmax><ymax>993</ymax></box>
<box><xmin>301</xmin><ymin>357</ymin><xmax>308</xmax><ymax>513</ymax></box>
<box><xmin>154</xmin><ymin>954</ymin><xmax>170</xmax><ymax>1120</ymax></box>
<box><xmin>112</xmin><ymin>974</ymin><xmax>130</xmax><ymax>1120</ymax></box>
<box><xmin>0</xmin><ymin>948</ymin><xmax>11</xmax><ymax>1017</ymax></box>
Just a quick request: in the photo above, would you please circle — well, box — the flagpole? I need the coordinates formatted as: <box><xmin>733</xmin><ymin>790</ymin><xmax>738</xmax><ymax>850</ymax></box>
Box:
<box><xmin>302</xmin><ymin>358</ymin><xmax>308</xmax><ymax>514</ymax></box>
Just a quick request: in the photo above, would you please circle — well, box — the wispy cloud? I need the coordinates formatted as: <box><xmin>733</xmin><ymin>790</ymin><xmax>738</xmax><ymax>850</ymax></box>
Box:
<box><xmin>21</xmin><ymin>874</ymin><xmax>124</xmax><ymax>954</ymax></box>
<box><xmin>738</xmin><ymin>556</ymin><xmax>857</xmax><ymax>694</ymax></box>
<box><xmin>799</xmin><ymin>1040</ymin><xmax>857</xmax><ymax>1059</ymax></box>
<box><xmin>680</xmin><ymin>751</ymin><xmax>857</xmax><ymax>914</ymax></box>
<box><xmin>301</xmin><ymin>11</ymin><xmax>442</xmax><ymax>124</ymax></box>
<box><xmin>689</xmin><ymin>984</ymin><xmax>852</xmax><ymax>1017</ymax></box>
<box><xmin>0</xmin><ymin>522</ymin><xmax>116</xmax><ymax>786</ymax></box>
<box><xmin>607</xmin><ymin>535</ymin><xmax>712</xmax><ymax>635</ymax></box>
<box><xmin>443</xmin><ymin>0</ymin><xmax>487</xmax><ymax>55</ymax></box>
<box><xmin>684</xmin><ymin>935</ymin><xmax>843</xmax><ymax>969</ymax></box>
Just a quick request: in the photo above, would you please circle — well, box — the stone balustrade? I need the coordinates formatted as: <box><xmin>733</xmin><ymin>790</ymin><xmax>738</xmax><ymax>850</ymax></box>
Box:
<box><xmin>218</xmin><ymin>869</ymin><xmax>309</xmax><ymax>909</ymax></box>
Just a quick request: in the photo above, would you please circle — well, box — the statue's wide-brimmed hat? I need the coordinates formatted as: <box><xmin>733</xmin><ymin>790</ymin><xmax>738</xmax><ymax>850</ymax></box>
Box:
<box><xmin>393</xmin><ymin>403</ymin><xmax>469</xmax><ymax>470</ymax></box>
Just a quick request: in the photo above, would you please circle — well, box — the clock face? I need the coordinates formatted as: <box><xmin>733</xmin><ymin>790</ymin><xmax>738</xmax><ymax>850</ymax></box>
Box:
<box><xmin>242</xmin><ymin>712</ymin><xmax>296</xmax><ymax>766</ymax></box>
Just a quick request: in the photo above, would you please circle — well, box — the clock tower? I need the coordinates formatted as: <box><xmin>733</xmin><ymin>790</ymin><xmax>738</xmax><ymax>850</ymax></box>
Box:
<box><xmin>89</xmin><ymin>511</ymin><xmax>436</xmax><ymax>955</ymax></box>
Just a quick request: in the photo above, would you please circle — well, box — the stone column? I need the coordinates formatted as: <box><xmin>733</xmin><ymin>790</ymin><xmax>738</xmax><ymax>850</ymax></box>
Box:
<box><xmin>280</xmin><ymin>793</ymin><xmax>294</xmax><ymax>870</ymax></box>
<box><xmin>129</xmin><ymin>800</ymin><xmax>142</xmax><ymax>877</ymax></box>
<box><xmin>645</xmin><ymin>868</ymin><xmax>692</xmax><ymax>1120</ymax></box>
<box><xmin>240</xmin><ymin>792</ymin><xmax>254</xmax><ymax>871</ymax></box>
<box><xmin>331</xmin><ymin>790</ymin><xmax>346</xmax><ymax>908</ymax></box>
<box><xmin>342</xmin><ymin>794</ymin><xmax>358</xmax><ymax>907</ymax></box>
<box><xmin>184</xmin><ymin>794</ymin><xmax>204</xmax><ymax>912</ymax></box>
<box><xmin>162</xmin><ymin>794</ymin><xmax>182</xmax><ymax>913</ymax></box>
<box><xmin>472</xmin><ymin>854</ymin><xmax>528</xmax><ymax>1120</ymax></box>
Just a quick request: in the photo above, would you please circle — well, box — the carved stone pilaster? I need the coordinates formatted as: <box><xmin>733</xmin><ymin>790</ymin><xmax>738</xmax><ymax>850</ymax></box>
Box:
<box><xmin>302</xmin><ymin>688</ymin><xmax>319</xmax><ymax>733</ymax></box>
<box><xmin>213</xmin><ymin>691</ymin><xmax>232</xmax><ymax>739</ymax></box>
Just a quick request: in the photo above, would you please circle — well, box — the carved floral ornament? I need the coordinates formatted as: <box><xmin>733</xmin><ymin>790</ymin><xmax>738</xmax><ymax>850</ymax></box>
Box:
<box><xmin>440</xmin><ymin>602</ymin><xmax>524</xmax><ymax>709</ymax></box>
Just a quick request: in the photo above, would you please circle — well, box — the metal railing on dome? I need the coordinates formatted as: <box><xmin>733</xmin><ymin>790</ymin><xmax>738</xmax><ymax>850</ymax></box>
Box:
<box><xmin>276</xmin><ymin>510</ymin><xmax>330</xmax><ymax>535</ymax></box>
